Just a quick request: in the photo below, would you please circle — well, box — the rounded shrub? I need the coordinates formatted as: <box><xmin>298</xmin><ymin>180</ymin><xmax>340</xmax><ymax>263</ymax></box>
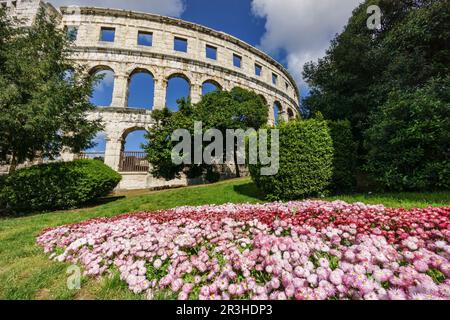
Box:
<box><xmin>0</xmin><ymin>160</ymin><xmax>122</xmax><ymax>213</ymax></box>
<box><xmin>249</xmin><ymin>119</ymin><xmax>334</xmax><ymax>200</ymax></box>
<box><xmin>328</xmin><ymin>120</ymin><xmax>358</xmax><ymax>193</ymax></box>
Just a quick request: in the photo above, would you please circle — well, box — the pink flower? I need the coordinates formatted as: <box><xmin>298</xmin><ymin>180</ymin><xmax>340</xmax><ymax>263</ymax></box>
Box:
<box><xmin>178</xmin><ymin>292</ymin><xmax>188</xmax><ymax>300</ymax></box>
<box><xmin>270</xmin><ymin>277</ymin><xmax>281</xmax><ymax>290</ymax></box>
<box><xmin>285</xmin><ymin>284</ymin><xmax>295</xmax><ymax>298</ymax></box>
<box><xmin>413</xmin><ymin>260</ymin><xmax>429</xmax><ymax>273</ymax></box>
<box><xmin>329</xmin><ymin>270</ymin><xmax>344</xmax><ymax>286</ymax></box>
<box><xmin>36</xmin><ymin>200</ymin><xmax>450</xmax><ymax>301</ymax></box>
<box><xmin>307</xmin><ymin>274</ymin><xmax>318</xmax><ymax>287</ymax></box>
<box><xmin>388</xmin><ymin>288</ymin><xmax>407</xmax><ymax>300</ymax></box>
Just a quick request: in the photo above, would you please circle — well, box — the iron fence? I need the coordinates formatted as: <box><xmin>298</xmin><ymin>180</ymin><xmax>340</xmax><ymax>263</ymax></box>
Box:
<box><xmin>119</xmin><ymin>151</ymin><xmax>149</xmax><ymax>172</ymax></box>
<box><xmin>79</xmin><ymin>152</ymin><xmax>105</xmax><ymax>162</ymax></box>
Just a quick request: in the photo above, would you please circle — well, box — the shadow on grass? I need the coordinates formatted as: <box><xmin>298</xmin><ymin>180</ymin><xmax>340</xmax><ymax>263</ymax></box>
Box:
<box><xmin>233</xmin><ymin>182</ymin><xmax>266</xmax><ymax>201</ymax></box>
<box><xmin>87</xmin><ymin>195</ymin><xmax>126</xmax><ymax>207</ymax></box>
<box><xmin>0</xmin><ymin>195</ymin><xmax>125</xmax><ymax>219</ymax></box>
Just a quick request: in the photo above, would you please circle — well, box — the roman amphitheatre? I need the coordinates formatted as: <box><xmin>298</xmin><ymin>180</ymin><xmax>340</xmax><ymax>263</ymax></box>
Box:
<box><xmin>3</xmin><ymin>0</ymin><xmax>300</xmax><ymax>190</ymax></box>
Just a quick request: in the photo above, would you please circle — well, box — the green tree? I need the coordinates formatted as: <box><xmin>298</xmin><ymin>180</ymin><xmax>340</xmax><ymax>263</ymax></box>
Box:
<box><xmin>144</xmin><ymin>88</ymin><xmax>268</xmax><ymax>180</ymax></box>
<box><xmin>364</xmin><ymin>77</ymin><xmax>450</xmax><ymax>191</ymax></box>
<box><xmin>145</xmin><ymin>99</ymin><xmax>196</xmax><ymax>181</ymax></box>
<box><xmin>303</xmin><ymin>0</ymin><xmax>449</xmax><ymax>151</ymax></box>
<box><xmin>195</xmin><ymin>87</ymin><xmax>268</xmax><ymax>177</ymax></box>
<box><xmin>0</xmin><ymin>8</ymin><xmax>101</xmax><ymax>172</ymax></box>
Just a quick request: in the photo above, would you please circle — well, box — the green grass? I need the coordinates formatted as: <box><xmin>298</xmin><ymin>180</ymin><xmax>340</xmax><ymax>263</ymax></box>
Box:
<box><xmin>0</xmin><ymin>177</ymin><xmax>448</xmax><ymax>300</ymax></box>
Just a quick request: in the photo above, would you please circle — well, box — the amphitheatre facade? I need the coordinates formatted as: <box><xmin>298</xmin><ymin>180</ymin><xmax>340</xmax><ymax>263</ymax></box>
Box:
<box><xmin>3</xmin><ymin>0</ymin><xmax>300</xmax><ymax>190</ymax></box>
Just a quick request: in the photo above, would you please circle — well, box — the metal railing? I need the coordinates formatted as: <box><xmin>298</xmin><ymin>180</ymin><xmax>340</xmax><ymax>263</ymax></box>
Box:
<box><xmin>79</xmin><ymin>152</ymin><xmax>105</xmax><ymax>162</ymax></box>
<box><xmin>119</xmin><ymin>151</ymin><xmax>149</xmax><ymax>173</ymax></box>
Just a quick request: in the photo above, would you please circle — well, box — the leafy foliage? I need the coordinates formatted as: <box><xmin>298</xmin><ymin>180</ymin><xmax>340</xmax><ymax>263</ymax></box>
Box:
<box><xmin>302</xmin><ymin>1</ymin><xmax>449</xmax><ymax>192</ymax></box>
<box><xmin>328</xmin><ymin>120</ymin><xmax>358</xmax><ymax>193</ymax></box>
<box><xmin>144</xmin><ymin>88</ymin><xmax>268</xmax><ymax>181</ymax></box>
<box><xmin>249</xmin><ymin>119</ymin><xmax>334</xmax><ymax>201</ymax></box>
<box><xmin>0</xmin><ymin>8</ymin><xmax>101</xmax><ymax>171</ymax></box>
<box><xmin>145</xmin><ymin>101</ymin><xmax>195</xmax><ymax>181</ymax></box>
<box><xmin>364</xmin><ymin>78</ymin><xmax>450</xmax><ymax>191</ymax></box>
<box><xmin>303</xmin><ymin>0</ymin><xmax>449</xmax><ymax>152</ymax></box>
<box><xmin>0</xmin><ymin>160</ymin><xmax>121</xmax><ymax>214</ymax></box>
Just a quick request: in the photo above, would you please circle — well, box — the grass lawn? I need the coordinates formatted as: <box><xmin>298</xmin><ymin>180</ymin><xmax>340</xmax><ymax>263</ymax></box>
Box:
<box><xmin>0</xmin><ymin>177</ymin><xmax>449</xmax><ymax>300</ymax></box>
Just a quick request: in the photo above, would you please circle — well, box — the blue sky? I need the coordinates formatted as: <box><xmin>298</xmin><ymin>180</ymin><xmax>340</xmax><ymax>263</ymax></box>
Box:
<box><xmin>54</xmin><ymin>0</ymin><xmax>362</xmax><ymax>151</ymax></box>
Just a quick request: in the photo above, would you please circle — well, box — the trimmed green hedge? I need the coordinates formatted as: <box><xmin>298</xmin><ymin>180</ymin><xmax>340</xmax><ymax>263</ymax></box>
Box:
<box><xmin>249</xmin><ymin>119</ymin><xmax>334</xmax><ymax>200</ymax></box>
<box><xmin>0</xmin><ymin>160</ymin><xmax>121</xmax><ymax>213</ymax></box>
<box><xmin>328</xmin><ymin>120</ymin><xmax>358</xmax><ymax>193</ymax></box>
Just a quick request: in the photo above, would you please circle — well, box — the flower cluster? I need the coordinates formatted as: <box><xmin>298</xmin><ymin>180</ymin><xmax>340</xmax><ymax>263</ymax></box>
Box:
<box><xmin>37</xmin><ymin>201</ymin><xmax>450</xmax><ymax>300</ymax></box>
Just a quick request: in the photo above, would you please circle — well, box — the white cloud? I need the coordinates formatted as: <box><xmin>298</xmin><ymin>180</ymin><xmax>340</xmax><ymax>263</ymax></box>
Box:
<box><xmin>48</xmin><ymin>0</ymin><xmax>185</xmax><ymax>17</ymax></box>
<box><xmin>251</xmin><ymin>0</ymin><xmax>362</xmax><ymax>93</ymax></box>
<box><xmin>93</xmin><ymin>70</ymin><xmax>114</xmax><ymax>93</ymax></box>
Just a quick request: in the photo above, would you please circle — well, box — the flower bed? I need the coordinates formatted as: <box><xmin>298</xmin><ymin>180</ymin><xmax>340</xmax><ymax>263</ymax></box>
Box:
<box><xmin>37</xmin><ymin>201</ymin><xmax>450</xmax><ymax>300</ymax></box>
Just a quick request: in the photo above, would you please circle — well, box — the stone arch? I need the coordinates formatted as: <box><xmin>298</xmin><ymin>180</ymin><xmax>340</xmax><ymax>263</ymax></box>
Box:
<box><xmin>119</xmin><ymin>127</ymin><xmax>149</xmax><ymax>172</ymax></box>
<box><xmin>125</xmin><ymin>64</ymin><xmax>158</xmax><ymax>78</ymax></box>
<box><xmin>127</xmin><ymin>68</ymin><xmax>155</xmax><ymax>110</ymax></box>
<box><xmin>80</xmin><ymin>131</ymin><xmax>107</xmax><ymax>162</ymax></box>
<box><xmin>288</xmin><ymin>108</ymin><xmax>295</xmax><ymax>120</ymax></box>
<box><xmin>273</xmin><ymin>101</ymin><xmax>283</xmax><ymax>125</ymax></box>
<box><xmin>166</xmin><ymin>72</ymin><xmax>191</xmax><ymax>84</ymax></box>
<box><xmin>258</xmin><ymin>94</ymin><xmax>268</xmax><ymax>106</ymax></box>
<box><xmin>202</xmin><ymin>79</ymin><xmax>222</xmax><ymax>95</ymax></box>
<box><xmin>166</xmin><ymin>72</ymin><xmax>191</xmax><ymax>112</ymax></box>
<box><xmin>121</xmin><ymin>127</ymin><xmax>148</xmax><ymax>151</ymax></box>
<box><xmin>89</xmin><ymin>65</ymin><xmax>115</xmax><ymax>107</ymax></box>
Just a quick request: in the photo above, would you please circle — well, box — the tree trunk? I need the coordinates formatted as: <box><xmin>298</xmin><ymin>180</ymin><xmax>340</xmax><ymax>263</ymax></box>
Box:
<box><xmin>8</xmin><ymin>153</ymin><xmax>17</xmax><ymax>174</ymax></box>
<box><xmin>233</xmin><ymin>143</ymin><xmax>241</xmax><ymax>178</ymax></box>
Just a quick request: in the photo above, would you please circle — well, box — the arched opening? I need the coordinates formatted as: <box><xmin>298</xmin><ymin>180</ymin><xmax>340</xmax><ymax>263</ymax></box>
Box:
<box><xmin>127</xmin><ymin>69</ymin><xmax>155</xmax><ymax>110</ymax></box>
<box><xmin>273</xmin><ymin>101</ymin><xmax>282</xmax><ymax>125</ymax></box>
<box><xmin>288</xmin><ymin>108</ymin><xmax>295</xmax><ymax>120</ymax></box>
<box><xmin>166</xmin><ymin>74</ymin><xmax>190</xmax><ymax>112</ymax></box>
<box><xmin>63</xmin><ymin>69</ymin><xmax>75</xmax><ymax>82</ymax></box>
<box><xmin>80</xmin><ymin>131</ymin><xmax>107</xmax><ymax>162</ymax></box>
<box><xmin>119</xmin><ymin>129</ymin><xmax>149</xmax><ymax>172</ymax></box>
<box><xmin>202</xmin><ymin>80</ymin><xmax>221</xmax><ymax>96</ymax></box>
<box><xmin>90</xmin><ymin>67</ymin><xmax>115</xmax><ymax>107</ymax></box>
<box><xmin>258</xmin><ymin>95</ymin><xmax>269</xmax><ymax>112</ymax></box>
<box><xmin>123</xmin><ymin>129</ymin><xmax>147</xmax><ymax>152</ymax></box>
<box><xmin>258</xmin><ymin>95</ymin><xmax>268</xmax><ymax>105</ymax></box>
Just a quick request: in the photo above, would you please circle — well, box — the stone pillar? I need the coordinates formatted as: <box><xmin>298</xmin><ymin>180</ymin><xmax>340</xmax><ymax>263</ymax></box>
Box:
<box><xmin>267</xmin><ymin>98</ymin><xmax>275</xmax><ymax>126</ymax></box>
<box><xmin>154</xmin><ymin>78</ymin><xmax>167</xmax><ymax>110</ymax></box>
<box><xmin>104</xmin><ymin>137</ymin><xmax>123</xmax><ymax>171</ymax></box>
<box><xmin>60</xmin><ymin>147</ymin><xmax>76</xmax><ymax>162</ymax></box>
<box><xmin>281</xmin><ymin>110</ymin><xmax>289</xmax><ymax>123</ymax></box>
<box><xmin>111</xmin><ymin>73</ymin><xmax>128</xmax><ymax>108</ymax></box>
<box><xmin>191</xmin><ymin>83</ymin><xmax>202</xmax><ymax>104</ymax></box>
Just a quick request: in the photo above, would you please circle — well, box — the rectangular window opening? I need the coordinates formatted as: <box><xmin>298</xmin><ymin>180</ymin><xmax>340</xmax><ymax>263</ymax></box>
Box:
<box><xmin>65</xmin><ymin>26</ymin><xmax>78</xmax><ymax>41</ymax></box>
<box><xmin>233</xmin><ymin>54</ymin><xmax>242</xmax><ymax>68</ymax></box>
<box><xmin>255</xmin><ymin>64</ymin><xmax>262</xmax><ymax>76</ymax></box>
<box><xmin>138</xmin><ymin>31</ymin><xmax>153</xmax><ymax>46</ymax></box>
<box><xmin>272</xmin><ymin>73</ymin><xmax>278</xmax><ymax>85</ymax></box>
<box><xmin>174</xmin><ymin>37</ymin><xmax>188</xmax><ymax>53</ymax></box>
<box><xmin>100</xmin><ymin>27</ymin><xmax>115</xmax><ymax>42</ymax></box>
<box><xmin>206</xmin><ymin>45</ymin><xmax>217</xmax><ymax>60</ymax></box>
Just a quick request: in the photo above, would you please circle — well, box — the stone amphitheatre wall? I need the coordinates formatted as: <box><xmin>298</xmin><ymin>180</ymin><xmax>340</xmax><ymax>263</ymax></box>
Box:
<box><xmin>3</xmin><ymin>0</ymin><xmax>301</xmax><ymax>190</ymax></box>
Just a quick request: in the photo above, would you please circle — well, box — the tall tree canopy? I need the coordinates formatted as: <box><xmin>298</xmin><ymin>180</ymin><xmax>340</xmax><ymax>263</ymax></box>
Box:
<box><xmin>303</xmin><ymin>0</ymin><xmax>449</xmax><ymax>143</ymax></box>
<box><xmin>0</xmin><ymin>8</ymin><xmax>101</xmax><ymax>172</ymax></box>
<box><xmin>303</xmin><ymin>0</ymin><xmax>449</xmax><ymax>191</ymax></box>
<box><xmin>145</xmin><ymin>88</ymin><xmax>268</xmax><ymax>181</ymax></box>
